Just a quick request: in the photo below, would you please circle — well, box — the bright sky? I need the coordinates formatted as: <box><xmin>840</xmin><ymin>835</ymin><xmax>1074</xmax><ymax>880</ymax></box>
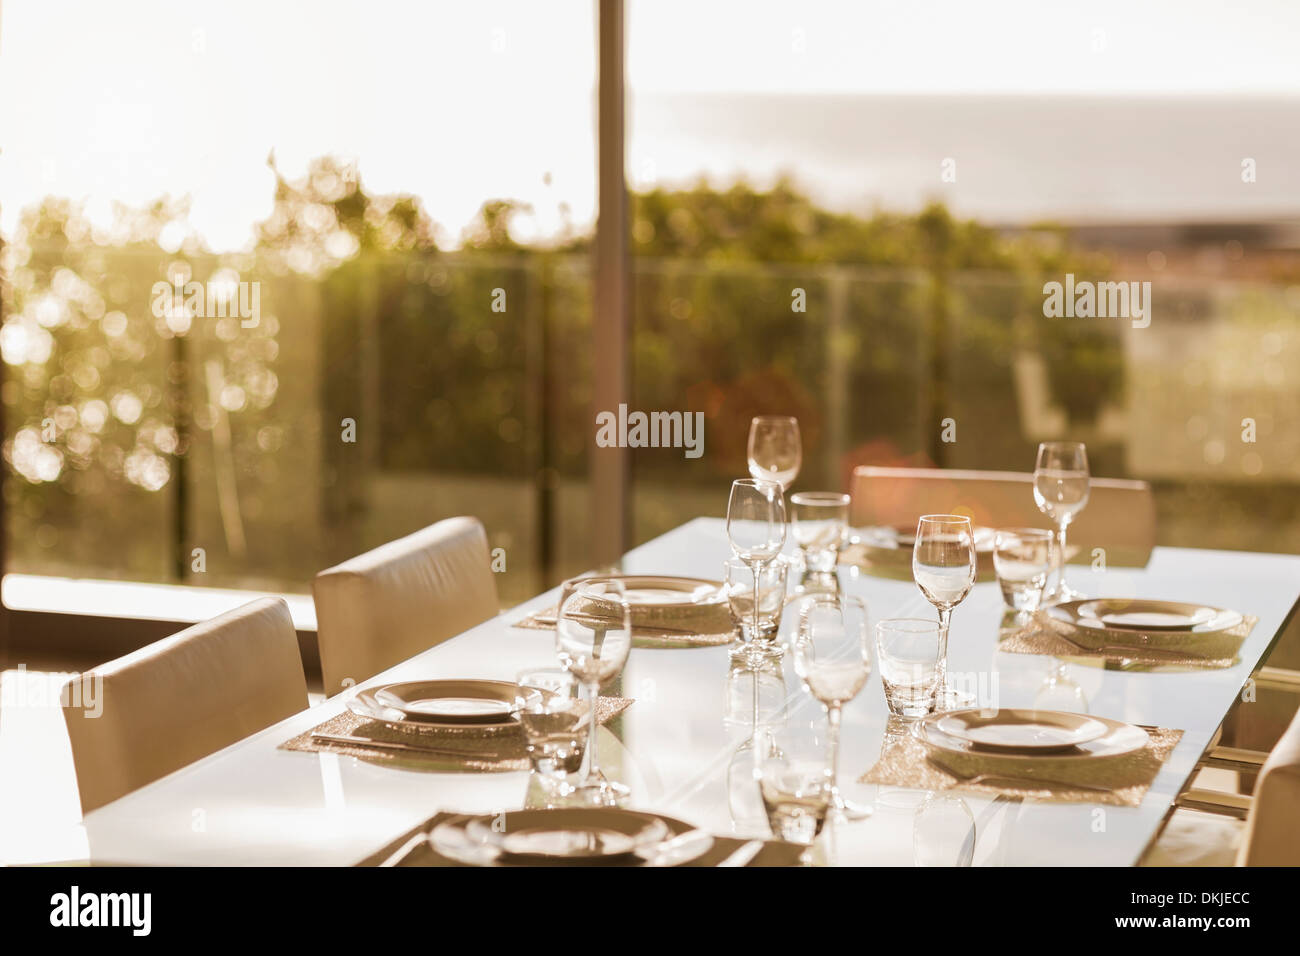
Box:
<box><xmin>2</xmin><ymin>0</ymin><xmax>1298</xmax><ymax>250</ymax></box>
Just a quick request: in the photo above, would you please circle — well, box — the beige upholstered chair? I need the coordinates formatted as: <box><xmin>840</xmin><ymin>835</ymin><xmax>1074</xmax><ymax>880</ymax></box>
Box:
<box><xmin>62</xmin><ymin>597</ymin><xmax>308</xmax><ymax>814</ymax></box>
<box><xmin>849</xmin><ymin>466</ymin><xmax>1156</xmax><ymax>566</ymax></box>
<box><xmin>313</xmin><ymin>516</ymin><xmax>499</xmax><ymax>696</ymax></box>
<box><xmin>1145</xmin><ymin>703</ymin><xmax>1300</xmax><ymax>866</ymax></box>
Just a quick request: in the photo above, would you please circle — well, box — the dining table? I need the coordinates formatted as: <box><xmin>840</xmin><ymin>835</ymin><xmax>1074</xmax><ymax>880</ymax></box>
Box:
<box><xmin>78</xmin><ymin>517</ymin><xmax>1300</xmax><ymax>866</ymax></box>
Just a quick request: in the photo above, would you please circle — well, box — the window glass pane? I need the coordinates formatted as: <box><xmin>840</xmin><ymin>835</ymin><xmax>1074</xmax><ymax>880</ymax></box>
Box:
<box><xmin>627</xmin><ymin>0</ymin><xmax>1300</xmax><ymax>553</ymax></box>
<box><xmin>1</xmin><ymin>2</ymin><xmax>596</xmax><ymax>605</ymax></box>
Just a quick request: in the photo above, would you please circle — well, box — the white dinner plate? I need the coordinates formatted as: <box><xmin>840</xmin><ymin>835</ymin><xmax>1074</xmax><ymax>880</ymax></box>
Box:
<box><xmin>463</xmin><ymin>808</ymin><xmax>670</xmax><ymax>860</ymax></box>
<box><xmin>348</xmin><ymin>686</ymin><xmax>521</xmax><ymax>734</ymax></box>
<box><xmin>1059</xmin><ymin>598</ymin><xmax>1242</xmax><ymax>634</ymax></box>
<box><xmin>915</xmin><ymin>709</ymin><xmax>1149</xmax><ymax>762</ymax></box>
<box><xmin>371</xmin><ymin>680</ymin><xmax>519</xmax><ymax>724</ymax></box>
<box><xmin>584</xmin><ymin>575</ymin><xmax>724</xmax><ymax>608</ymax></box>
<box><xmin>932</xmin><ymin>709</ymin><xmax>1109</xmax><ymax>753</ymax></box>
<box><xmin>431</xmin><ymin>810</ymin><xmax>712</xmax><ymax>867</ymax></box>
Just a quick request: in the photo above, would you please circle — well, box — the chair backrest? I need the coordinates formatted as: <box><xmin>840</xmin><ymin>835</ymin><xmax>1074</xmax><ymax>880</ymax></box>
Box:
<box><xmin>1238</xmin><ymin>704</ymin><xmax>1300</xmax><ymax>865</ymax></box>
<box><xmin>62</xmin><ymin>597</ymin><xmax>308</xmax><ymax>814</ymax></box>
<box><xmin>312</xmin><ymin>516</ymin><xmax>499</xmax><ymax>696</ymax></box>
<box><xmin>849</xmin><ymin>466</ymin><xmax>1156</xmax><ymax>566</ymax></box>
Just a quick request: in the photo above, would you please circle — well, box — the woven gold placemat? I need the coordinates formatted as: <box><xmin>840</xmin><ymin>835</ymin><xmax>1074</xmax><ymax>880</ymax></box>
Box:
<box><xmin>998</xmin><ymin>612</ymin><xmax>1256</xmax><ymax>669</ymax></box>
<box><xmin>280</xmin><ymin>696</ymin><xmax>633</xmax><ymax>773</ymax></box>
<box><xmin>860</xmin><ymin>720</ymin><xmax>1182</xmax><ymax>807</ymax></box>
<box><xmin>512</xmin><ymin>606</ymin><xmax>735</xmax><ymax>649</ymax></box>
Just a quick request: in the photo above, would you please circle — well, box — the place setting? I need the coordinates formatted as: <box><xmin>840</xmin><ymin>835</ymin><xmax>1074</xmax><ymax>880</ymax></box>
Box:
<box><xmin>280</xmin><ymin>674</ymin><xmax>633</xmax><ymax>772</ymax></box>
<box><xmin>861</xmin><ymin>704</ymin><xmax>1182</xmax><ymax>808</ymax></box>
<box><xmin>842</xmin><ymin>523</ymin><xmax>999</xmax><ymax>581</ymax></box>
<box><xmin>863</xmin><ymin>634</ymin><xmax>1183</xmax><ymax>808</ymax></box>
<box><xmin>363</xmin><ymin>805</ymin><xmax>806</xmax><ymax>868</ymax></box>
<box><xmin>990</xmin><ymin>443</ymin><xmax>1256</xmax><ymax>669</ymax></box>
<box><xmin>283</xmin><ymin>580</ymin><xmax>641</xmax><ymax>774</ymax></box>
<box><xmin>510</xmin><ymin>573</ymin><xmax>734</xmax><ymax>648</ymax></box>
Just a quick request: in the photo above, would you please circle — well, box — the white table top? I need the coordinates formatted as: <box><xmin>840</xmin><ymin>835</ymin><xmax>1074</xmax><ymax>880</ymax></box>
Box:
<box><xmin>80</xmin><ymin>518</ymin><xmax>1300</xmax><ymax>866</ymax></box>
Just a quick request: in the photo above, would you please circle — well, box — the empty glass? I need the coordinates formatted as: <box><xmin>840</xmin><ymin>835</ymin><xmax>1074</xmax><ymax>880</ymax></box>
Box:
<box><xmin>913</xmin><ymin>792</ymin><xmax>976</xmax><ymax>867</ymax></box>
<box><xmin>874</xmin><ymin>618</ymin><xmax>944</xmax><ymax>718</ymax></box>
<box><xmin>1033</xmin><ymin>441</ymin><xmax>1090</xmax><ymax>602</ymax></box>
<box><xmin>554</xmin><ymin>578</ymin><xmax>632</xmax><ymax>806</ymax></box>
<box><xmin>727</xmin><ymin>478</ymin><xmax>787</xmax><ymax>663</ymax></box>
<box><xmin>747</xmin><ymin>416</ymin><xmax>802</xmax><ymax>492</ymax></box>
<box><xmin>912</xmin><ymin>514</ymin><xmax>977</xmax><ymax>709</ymax></box>
<box><xmin>790</xmin><ymin>491</ymin><xmax>849</xmax><ymax>573</ymax></box>
<box><xmin>792</xmin><ymin>594</ymin><xmax>872</xmax><ymax>819</ymax></box>
<box><xmin>754</xmin><ymin>723</ymin><xmax>832</xmax><ymax>865</ymax></box>
<box><xmin>992</xmin><ymin>528</ymin><xmax>1054</xmax><ymax>622</ymax></box>
<box><xmin>515</xmin><ymin>668</ymin><xmax>586</xmax><ymax>782</ymax></box>
<box><xmin>723</xmin><ymin>557</ymin><xmax>788</xmax><ymax>662</ymax></box>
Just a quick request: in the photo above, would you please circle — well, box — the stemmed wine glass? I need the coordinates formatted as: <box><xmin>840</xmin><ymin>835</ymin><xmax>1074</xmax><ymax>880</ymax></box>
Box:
<box><xmin>1033</xmin><ymin>441</ymin><xmax>1091</xmax><ymax>603</ymax></box>
<box><xmin>747</xmin><ymin>416</ymin><xmax>802</xmax><ymax>492</ymax></box>
<box><xmin>554</xmin><ymin>578</ymin><xmax>632</xmax><ymax>807</ymax></box>
<box><xmin>912</xmin><ymin>515</ymin><xmax>976</xmax><ymax>710</ymax></box>
<box><xmin>727</xmin><ymin>478</ymin><xmax>787</xmax><ymax>665</ymax></box>
<box><xmin>791</xmin><ymin>594</ymin><xmax>873</xmax><ymax>820</ymax></box>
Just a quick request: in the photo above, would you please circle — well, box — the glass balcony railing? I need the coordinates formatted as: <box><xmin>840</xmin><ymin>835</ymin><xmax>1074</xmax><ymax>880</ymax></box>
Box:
<box><xmin>4</xmin><ymin>245</ymin><xmax>1298</xmax><ymax>610</ymax></box>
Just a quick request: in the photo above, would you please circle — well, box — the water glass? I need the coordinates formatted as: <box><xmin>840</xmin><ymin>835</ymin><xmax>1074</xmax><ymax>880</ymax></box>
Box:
<box><xmin>874</xmin><ymin>618</ymin><xmax>943</xmax><ymax>718</ymax></box>
<box><xmin>992</xmin><ymin>528</ymin><xmax>1053</xmax><ymax>618</ymax></box>
<box><xmin>790</xmin><ymin>491</ymin><xmax>849</xmax><ymax>572</ymax></box>
<box><xmin>723</xmin><ymin>556</ymin><xmax>788</xmax><ymax>660</ymax></box>
<box><xmin>515</xmin><ymin>668</ymin><xmax>586</xmax><ymax>779</ymax></box>
<box><xmin>754</xmin><ymin>724</ymin><xmax>832</xmax><ymax>864</ymax></box>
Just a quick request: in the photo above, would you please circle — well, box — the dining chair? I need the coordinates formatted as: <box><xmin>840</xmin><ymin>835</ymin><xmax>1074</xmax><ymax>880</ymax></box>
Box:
<box><xmin>312</xmin><ymin>516</ymin><xmax>499</xmax><ymax>697</ymax></box>
<box><xmin>848</xmin><ymin>466</ymin><xmax>1156</xmax><ymax>566</ymax></box>
<box><xmin>1143</xmin><ymin>701</ymin><xmax>1300</xmax><ymax>866</ymax></box>
<box><xmin>62</xmin><ymin>597</ymin><xmax>309</xmax><ymax>814</ymax></box>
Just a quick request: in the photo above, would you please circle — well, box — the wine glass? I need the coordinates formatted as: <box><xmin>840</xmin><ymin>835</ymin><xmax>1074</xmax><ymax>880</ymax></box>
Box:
<box><xmin>722</xmin><ymin>556</ymin><xmax>788</xmax><ymax>663</ymax></box>
<box><xmin>727</xmin><ymin>478</ymin><xmax>787</xmax><ymax>665</ymax></box>
<box><xmin>1033</xmin><ymin>441</ymin><xmax>1091</xmax><ymax>602</ymax></box>
<box><xmin>791</xmin><ymin>593</ymin><xmax>873</xmax><ymax>820</ymax></box>
<box><xmin>912</xmin><ymin>515</ymin><xmax>976</xmax><ymax>710</ymax></box>
<box><xmin>747</xmin><ymin>416</ymin><xmax>802</xmax><ymax>492</ymax></box>
<box><xmin>554</xmin><ymin>578</ymin><xmax>632</xmax><ymax>806</ymax></box>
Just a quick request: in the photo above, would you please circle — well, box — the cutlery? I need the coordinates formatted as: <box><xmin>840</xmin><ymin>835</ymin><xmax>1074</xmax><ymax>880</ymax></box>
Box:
<box><xmin>311</xmin><ymin>732</ymin><xmax>480</xmax><ymax>758</ymax></box>
<box><xmin>529</xmin><ymin>614</ymin><xmax>704</xmax><ymax>636</ymax></box>
<box><xmin>378</xmin><ymin>830</ymin><xmax>431</xmax><ymax>868</ymax></box>
<box><xmin>935</xmin><ymin>760</ymin><xmax>1115</xmax><ymax>794</ymax></box>
<box><xmin>717</xmin><ymin>840</ymin><xmax>765</xmax><ymax>868</ymax></box>
<box><xmin>1049</xmin><ymin>629</ymin><xmax>1207</xmax><ymax>663</ymax></box>
<box><xmin>642</xmin><ymin>829</ymin><xmax>712</xmax><ymax>866</ymax></box>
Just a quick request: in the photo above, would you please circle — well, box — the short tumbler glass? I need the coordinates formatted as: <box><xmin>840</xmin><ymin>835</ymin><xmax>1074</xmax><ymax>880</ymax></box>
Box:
<box><xmin>515</xmin><ymin>668</ymin><xmax>587</xmax><ymax>779</ymax></box>
<box><xmin>992</xmin><ymin>528</ymin><xmax>1053</xmax><ymax>619</ymax></box>
<box><xmin>874</xmin><ymin>618</ymin><xmax>943</xmax><ymax>718</ymax></box>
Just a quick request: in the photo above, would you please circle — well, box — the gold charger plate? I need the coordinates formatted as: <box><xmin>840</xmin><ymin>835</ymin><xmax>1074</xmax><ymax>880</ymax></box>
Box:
<box><xmin>1056</xmin><ymin>598</ymin><xmax>1243</xmax><ymax>634</ymax></box>
<box><xmin>564</xmin><ymin>574</ymin><xmax>728</xmax><ymax>629</ymax></box>
<box><xmin>1041</xmin><ymin>599</ymin><xmax>1248</xmax><ymax>660</ymax></box>
<box><xmin>915</xmin><ymin>708</ymin><xmax>1148</xmax><ymax>763</ymax></box>
<box><xmin>432</xmin><ymin>809</ymin><xmax>713</xmax><ymax>867</ymax></box>
<box><xmin>462</xmin><ymin>808</ymin><xmax>670</xmax><ymax>861</ymax></box>
<box><xmin>932</xmin><ymin>709</ymin><xmax>1109</xmax><ymax>753</ymax></box>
